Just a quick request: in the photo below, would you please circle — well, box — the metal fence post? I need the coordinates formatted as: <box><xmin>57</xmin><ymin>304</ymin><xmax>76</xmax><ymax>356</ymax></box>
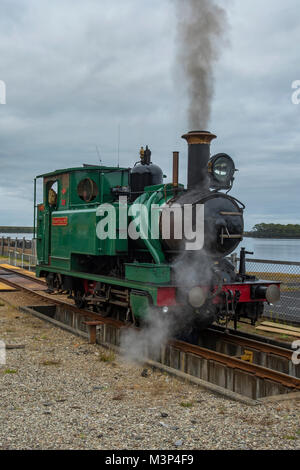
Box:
<box><xmin>230</xmin><ymin>253</ymin><xmax>238</xmax><ymax>272</ymax></box>
<box><xmin>32</xmin><ymin>238</ymin><xmax>37</xmax><ymax>267</ymax></box>
<box><xmin>15</xmin><ymin>237</ymin><xmax>18</xmax><ymax>266</ymax></box>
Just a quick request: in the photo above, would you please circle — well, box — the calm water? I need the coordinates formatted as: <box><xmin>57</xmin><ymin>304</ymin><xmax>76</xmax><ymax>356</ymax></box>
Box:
<box><xmin>234</xmin><ymin>238</ymin><xmax>300</xmax><ymax>263</ymax></box>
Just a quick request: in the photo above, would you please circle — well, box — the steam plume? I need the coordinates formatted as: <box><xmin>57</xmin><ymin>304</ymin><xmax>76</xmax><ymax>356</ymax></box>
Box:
<box><xmin>120</xmin><ymin>308</ymin><xmax>174</xmax><ymax>363</ymax></box>
<box><xmin>175</xmin><ymin>0</ymin><xmax>229</xmax><ymax>130</ymax></box>
<box><xmin>120</xmin><ymin>305</ymin><xmax>198</xmax><ymax>363</ymax></box>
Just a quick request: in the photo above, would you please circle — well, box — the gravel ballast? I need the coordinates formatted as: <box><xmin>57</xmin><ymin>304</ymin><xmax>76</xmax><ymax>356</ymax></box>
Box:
<box><xmin>0</xmin><ymin>293</ymin><xmax>299</xmax><ymax>450</ymax></box>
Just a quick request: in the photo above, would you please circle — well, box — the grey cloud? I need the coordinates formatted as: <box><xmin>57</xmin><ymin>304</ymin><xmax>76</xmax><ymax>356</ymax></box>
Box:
<box><xmin>0</xmin><ymin>0</ymin><xmax>299</xmax><ymax>229</ymax></box>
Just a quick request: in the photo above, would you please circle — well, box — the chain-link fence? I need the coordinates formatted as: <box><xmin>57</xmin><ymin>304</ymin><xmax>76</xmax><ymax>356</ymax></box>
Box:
<box><xmin>231</xmin><ymin>256</ymin><xmax>300</xmax><ymax>325</ymax></box>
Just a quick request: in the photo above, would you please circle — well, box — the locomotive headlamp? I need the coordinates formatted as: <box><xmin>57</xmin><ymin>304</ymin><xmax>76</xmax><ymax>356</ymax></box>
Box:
<box><xmin>188</xmin><ymin>287</ymin><xmax>207</xmax><ymax>309</ymax></box>
<box><xmin>208</xmin><ymin>153</ymin><xmax>236</xmax><ymax>190</ymax></box>
<box><xmin>252</xmin><ymin>284</ymin><xmax>280</xmax><ymax>304</ymax></box>
<box><xmin>266</xmin><ymin>285</ymin><xmax>280</xmax><ymax>304</ymax></box>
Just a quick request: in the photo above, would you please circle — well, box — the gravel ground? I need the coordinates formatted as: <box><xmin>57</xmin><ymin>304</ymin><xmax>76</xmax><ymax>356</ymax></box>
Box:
<box><xmin>0</xmin><ymin>292</ymin><xmax>299</xmax><ymax>450</ymax></box>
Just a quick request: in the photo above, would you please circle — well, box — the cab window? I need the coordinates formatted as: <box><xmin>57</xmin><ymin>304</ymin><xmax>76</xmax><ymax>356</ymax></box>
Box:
<box><xmin>77</xmin><ymin>178</ymin><xmax>98</xmax><ymax>202</ymax></box>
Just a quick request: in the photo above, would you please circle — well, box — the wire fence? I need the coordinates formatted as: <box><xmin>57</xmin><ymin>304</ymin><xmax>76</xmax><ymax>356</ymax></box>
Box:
<box><xmin>0</xmin><ymin>236</ymin><xmax>37</xmax><ymax>271</ymax></box>
<box><xmin>8</xmin><ymin>250</ymin><xmax>37</xmax><ymax>272</ymax></box>
<box><xmin>231</xmin><ymin>256</ymin><xmax>300</xmax><ymax>325</ymax></box>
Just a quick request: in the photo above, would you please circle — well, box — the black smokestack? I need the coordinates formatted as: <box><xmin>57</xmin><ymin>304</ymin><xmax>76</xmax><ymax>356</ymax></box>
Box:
<box><xmin>175</xmin><ymin>0</ymin><xmax>229</xmax><ymax>130</ymax></box>
<box><xmin>182</xmin><ymin>130</ymin><xmax>216</xmax><ymax>190</ymax></box>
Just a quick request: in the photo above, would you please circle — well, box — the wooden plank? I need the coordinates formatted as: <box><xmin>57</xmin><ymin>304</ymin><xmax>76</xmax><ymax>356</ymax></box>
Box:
<box><xmin>256</xmin><ymin>326</ymin><xmax>300</xmax><ymax>338</ymax></box>
<box><xmin>261</xmin><ymin>321</ymin><xmax>300</xmax><ymax>334</ymax></box>
<box><xmin>18</xmin><ymin>270</ymin><xmax>40</xmax><ymax>279</ymax></box>
<box><xmin>0</xmin><ymin>263</ymin><xmax>22</xmax><ymax>270</ymax></box>
<box><xmin>0</xmin><ymin>282</ymin><xmax>17</xmax><ymax>291</ymax></box>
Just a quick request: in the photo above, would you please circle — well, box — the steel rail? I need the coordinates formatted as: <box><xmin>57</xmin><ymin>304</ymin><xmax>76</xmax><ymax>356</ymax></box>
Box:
<box><xmin>205</xmin><ymin>328</ymin><xmax>294</xmax><ymax>360</ymax></box>
<box><xmin>168</xmin><ymin>339</ymin><xmax>300</xmax><ymax>390</ymax></box>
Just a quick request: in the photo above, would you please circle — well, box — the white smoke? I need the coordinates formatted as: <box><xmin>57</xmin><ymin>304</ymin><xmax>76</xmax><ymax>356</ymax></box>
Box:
<box><xmin>173</xmin><ymin>250</ymin><xmax>213</xmax><ymax>287</ymax></box>
<box><xmin>120</xmin><ymin>308</ymin><xmax>175</xmax><ymax>363</ymax></box>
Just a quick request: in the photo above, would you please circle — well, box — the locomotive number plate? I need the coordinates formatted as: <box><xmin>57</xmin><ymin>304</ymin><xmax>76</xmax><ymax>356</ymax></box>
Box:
<box><xmin>52</xmin><ymin>217</ymin><xmax>68</xmax><ymax>226</ymax></box>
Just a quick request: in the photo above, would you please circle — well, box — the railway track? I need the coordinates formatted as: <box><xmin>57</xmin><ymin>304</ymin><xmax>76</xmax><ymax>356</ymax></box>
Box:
<box><xmin>0</xmin><ymin>264</ymin><xmax>300</xmax><ymax>404</ymax></box>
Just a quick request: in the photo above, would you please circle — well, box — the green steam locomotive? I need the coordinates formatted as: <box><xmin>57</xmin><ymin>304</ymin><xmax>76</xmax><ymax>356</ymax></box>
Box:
<box><xmin>35</xmin><ymin>130</ymin><xmax>280</xmax><ymax>331</ymax></box>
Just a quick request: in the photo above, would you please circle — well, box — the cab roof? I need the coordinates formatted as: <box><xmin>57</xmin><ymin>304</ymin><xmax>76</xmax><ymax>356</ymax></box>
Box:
<box><xmin>36</xmin><ymin>165</ymin><xmax>128</xmax><ymax>179</ymax></box>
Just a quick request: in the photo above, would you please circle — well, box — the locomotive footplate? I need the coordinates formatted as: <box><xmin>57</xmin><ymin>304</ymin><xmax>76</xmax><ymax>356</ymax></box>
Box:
<box><xmin>215</xmin><ymin>280</ymin><xmax>281</xmax><ymax>305</ymax></box>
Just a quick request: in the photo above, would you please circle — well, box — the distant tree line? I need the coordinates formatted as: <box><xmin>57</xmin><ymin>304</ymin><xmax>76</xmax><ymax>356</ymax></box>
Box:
<box><xmin>245</xmin><ymin>223</ymin><xmax>300</xmax><ymax>238</ymax></box>
<box><xmin>0</xmin><ymin>226</ymin><xmax>33</xmax><ymax>234</ymax></box>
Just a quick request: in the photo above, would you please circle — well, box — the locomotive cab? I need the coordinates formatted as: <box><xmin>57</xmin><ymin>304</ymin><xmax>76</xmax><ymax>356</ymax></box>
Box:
<box><xmin>35</xmin><ymin>165</ymin><xmax>131</xmax><ymax>271</ymax></box>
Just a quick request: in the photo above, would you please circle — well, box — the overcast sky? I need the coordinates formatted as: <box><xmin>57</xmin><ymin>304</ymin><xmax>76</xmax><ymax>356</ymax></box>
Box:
<box><xmin>0</xmin><ymin>0</ymin><xmax>299</xmax><ymax>230</ymax></box>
